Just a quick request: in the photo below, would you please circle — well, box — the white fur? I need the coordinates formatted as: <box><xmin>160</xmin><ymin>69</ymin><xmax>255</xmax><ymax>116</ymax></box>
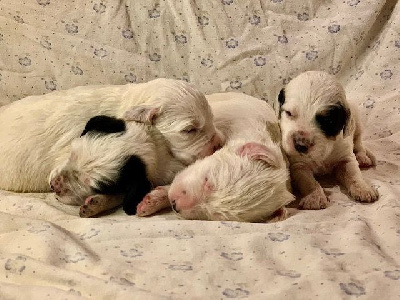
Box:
<box><xmin>279</xmin><ymin>71</ymin><xmax>378</xmax><ymax>209</ymax></box>
<box><xmin>167</xmin><ymin>93</ymin><xmax>294</xmax><ymax>222</ymax></box>
<box><xmin>0</xmin><ymin>79</ymin><xmax>221</xmax><ymax>193</ymax></box>
<box><xmin>49</xmin><ymin>122</ymin><xmax>183</xmax><ymax>205</ymax></box>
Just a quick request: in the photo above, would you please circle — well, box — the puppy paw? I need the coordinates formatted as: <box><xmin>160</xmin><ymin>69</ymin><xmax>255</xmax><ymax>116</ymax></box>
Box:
<box><xmin>348</xmin><ymin>183</ymin><xmax>379</xmax><ymax>203</ymax></box>
<box><xmin>299</xmin><ymin>187</ymin><xmax>329</xmax><ymax>210</ymax></box>
<box><xmin>136</xmin><ymin>187</ymin><xmax>170</xmax><ymax>217</ymax></box>
<box><xmin>79</xmin><ymin>204</ymin><xmax>96</xmax><ymax>218</ymax></box>
<box><xmin>79</xmin><ymin>194</ymin><xmax>122</xmax><ymax>218</ymax></box>
<box><xmin>355</xmin><ymin>149</ymin><xmax>376</xmax><ymax>168</ymax></box>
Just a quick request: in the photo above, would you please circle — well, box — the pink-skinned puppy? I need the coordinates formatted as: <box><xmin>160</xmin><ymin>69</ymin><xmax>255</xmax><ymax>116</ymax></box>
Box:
<box><xmin>137</xmin><ymin>93</ymin><xmax>294</xmax><ymax>222</ymax></box>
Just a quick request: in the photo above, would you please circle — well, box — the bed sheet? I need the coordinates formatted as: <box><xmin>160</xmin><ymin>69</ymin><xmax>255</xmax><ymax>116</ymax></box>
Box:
<box><xmin>0</xmin><ymin>0</ymin><xmax>399</xmax><ymax>298</ymax></box>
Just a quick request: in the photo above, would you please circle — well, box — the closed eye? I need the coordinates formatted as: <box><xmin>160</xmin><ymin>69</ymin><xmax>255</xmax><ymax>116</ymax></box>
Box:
<box><xmin>283</xmin><ymin>110</ymin><xmax>292</xmax><ymax>117</ymax></box>
<box><xmin>182</xmin><ymin>126</ymin><xmax>198</xmax><ymax>134</ymax></box>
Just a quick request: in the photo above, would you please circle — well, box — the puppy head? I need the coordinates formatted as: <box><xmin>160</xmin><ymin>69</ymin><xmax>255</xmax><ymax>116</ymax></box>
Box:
<box><xmin>49</xmin><ymin>122</ymin><xmax>154</xmax><ymax>206</ymax></box>
<box><xmin>278</xmin><ymin>71</ymin><xmax>350</xmax><ymax>160</ymax></box>
<box><xmin>168</xmin><ymin>140</ymin><xmax>294</xmax><ymax>222</ymax></box>
<box><xmin>124</xmin><ymin>79</ymin><xmax>223</xmax><ymax>165</ymax></box>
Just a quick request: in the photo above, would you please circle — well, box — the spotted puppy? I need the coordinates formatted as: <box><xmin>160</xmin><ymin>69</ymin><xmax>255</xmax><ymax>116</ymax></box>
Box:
<box><xmin>0</xmin><ymin>79</ymin><xmax>221</xmax><ymax>198</ymax></box>
<box><xmin>50</xmin><ymin>115</ymin><xmax>188</xmax><ymax>216</ymax></box>
<box><xmin>278</xmin><ymin>71</ymin><xmax>378</xmax><ymax>209</ymax></box>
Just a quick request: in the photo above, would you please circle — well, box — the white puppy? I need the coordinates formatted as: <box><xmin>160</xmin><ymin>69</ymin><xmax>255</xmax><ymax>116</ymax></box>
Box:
<box><xmin>137</xmin><ymin>93</ymin><xmax>294</xmax><ymax>222</ymax></box>
<box><xmin>278</xmin><ymin>71</ymin><xmax>379</xmax><ymax>209</ymax></box>
<box><xmin>0</xmin><ymin>79</ymin><xmax>222</xmax><ymax>195</ymax></box>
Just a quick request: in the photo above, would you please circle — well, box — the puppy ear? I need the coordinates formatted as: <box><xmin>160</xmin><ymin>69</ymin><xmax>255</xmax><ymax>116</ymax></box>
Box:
<box><xmin>120</xmin><ymin>156</ymin><xmax>153</xmax><ymax>215</ymax></box>
<box><xmin>236</xmin><ymin>142</ymin><xmax>281</xmax><ymax>168</ymax></box>
<box><xmin>81</xmin><ymin>115</ymin><xmax>126</xmax><ymax>137</ymax></box>
<box><xmin>278</xmin><ymin>89</ymin><xmax>285</xmax><ymax>106</ymax></box>
<box><xmin>316</xmin><ymin>102</ymin><xmax>351</xmax><ymax>137</ymax></box>
<box><xmin>123</xmin><ymin>106</ymin><xmax>160</xmax><ymax>125</ymax></box>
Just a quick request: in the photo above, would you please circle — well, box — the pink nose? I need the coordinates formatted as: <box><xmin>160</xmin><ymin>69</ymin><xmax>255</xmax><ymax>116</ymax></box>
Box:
<box><xmin>200</xmin><ymin>133</ymin><xmax>224</xmax><ymax>158</ymax></box>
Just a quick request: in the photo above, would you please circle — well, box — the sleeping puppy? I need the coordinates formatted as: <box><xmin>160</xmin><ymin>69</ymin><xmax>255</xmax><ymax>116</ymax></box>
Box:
<box><xmin>135</xmin><ymin>93</ymin><xmax>295</xmax><ymax>222</ymax></box>
<box><xmin>0</xmin><ymin>79</ymin><xmax>222</xmax><ymax>195</ymax></box>
<box><xmin>50</xmin><ymin>115</ymin><xmax>186</xmax><ymax>216</ymax></box>
<box><xmin>278</xmin><ymin>71</ymin><xmax>379</xmax><ymax>209</ymax></box>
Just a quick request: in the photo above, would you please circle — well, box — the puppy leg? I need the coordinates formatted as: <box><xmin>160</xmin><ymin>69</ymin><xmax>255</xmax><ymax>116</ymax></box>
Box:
<box><xmin>291</xmin><ymin>166</ymin><xmax>329</xmax><ymax>210</ymax></box>
<box><xmin>136</xmin><ymin>185</ymin><xmax>171</xmax><ymax>217</ymax></box>
<box><xmin>335</xmin><ymin>158</ymin><xmax>379</xmax><ymax>203</ymax></box>
<box><xmin>352</xmin><ymin>118</ymin><xmax>376</xmax><ymax>168</ymax></box>
<box><xmin>80</xmin><ymin>194</ymin><xmax>123</xmax><ymax>217</ymax></box>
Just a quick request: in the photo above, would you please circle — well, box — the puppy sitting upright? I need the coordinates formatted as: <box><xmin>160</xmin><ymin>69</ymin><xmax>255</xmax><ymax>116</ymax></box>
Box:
<box><xmin>278</xmin><ymin>71</ymin><xmax>378</xmax><ymax>209</ymax></box>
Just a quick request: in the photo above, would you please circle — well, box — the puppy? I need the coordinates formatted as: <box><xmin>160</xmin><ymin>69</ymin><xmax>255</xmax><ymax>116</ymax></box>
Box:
<box><xmin>136</xmin><ymin>93</ymin><xmax>295</xmax><ymax>222</ymax></box>
<box><xmin>278</xmin><ymin>71</ymin><xmax>379</xmax><ymax>209</ymax></box>
<box><xmin>0</xmin><ymin>79</ymin><xmax>222</xmax><ymax>194</ymax></box>
<box><xmin>50</xmin><ymin>115</ymin><xmax>185</xmax><ymax>216</ymax></box>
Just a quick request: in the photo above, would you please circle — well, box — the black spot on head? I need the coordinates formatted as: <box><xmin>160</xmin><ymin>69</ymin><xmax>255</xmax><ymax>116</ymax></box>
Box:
<box><xmin>278</xmin><ymin>89</ymin><xmax>285</xmax><ymax>106</ymax></box>
<box><xmin>315</xmin><ymin>103</ymin><xmax>349</xmax><ymax>137</ymax></box>
<box><xmin>94</xmin><ymin>155</ymin><xmax>152</xmax><ymax>215</ymax></box>
<box><xmin>81</xmin><ymin>115</ymin><xmax>126</xmax><ymax>137</ymax></box>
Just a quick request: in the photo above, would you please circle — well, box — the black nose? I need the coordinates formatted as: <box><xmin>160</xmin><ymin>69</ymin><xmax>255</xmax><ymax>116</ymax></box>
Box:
<box><xmin>50</xmin><ymin>183</ymin><xmax>55</xmax><ymax>191</ymax></box>
<box><xmin>294</xmin><ymin>142</ymin><xmax>309</xmax><ymax>153</ymax></box>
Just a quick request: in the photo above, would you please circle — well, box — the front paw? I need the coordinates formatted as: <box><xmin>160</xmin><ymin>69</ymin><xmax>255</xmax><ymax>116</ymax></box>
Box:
<box><xmin>348</xmin><ymin>182</ymin><xmax>379</xmax><ymax>203</ymax></box>
<box><xmin>79</xmin><ymin>194</ymin><xmax>109</xmax><ymax>218</ymax></box>
<box><xmin>136</xmin><ymin>186</ymin><xmax>170</xmax><ymax>217</ymax></box>
<box><xmin>299</xmin><ymin>187</ymin><xmax>329</xmax><ymax>210</ymax></box>
<box><xmin>355</xmin><ymin>149</ymin><xmax>376</xmax><ymax>168</ymax></box>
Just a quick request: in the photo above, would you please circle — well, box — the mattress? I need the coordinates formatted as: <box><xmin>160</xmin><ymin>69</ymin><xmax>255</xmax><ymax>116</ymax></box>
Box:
<box><xmin>0</xmin><ymin>0</ymin><xmax>399</xmax><ymax>298</ymax></box>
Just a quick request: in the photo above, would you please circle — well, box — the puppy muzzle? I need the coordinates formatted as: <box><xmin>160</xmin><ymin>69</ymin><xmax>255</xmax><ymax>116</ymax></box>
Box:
<box><xmin>292</xmin><ymin>131</ymin><xmax>314</xmax><ymax>154</ymax></box>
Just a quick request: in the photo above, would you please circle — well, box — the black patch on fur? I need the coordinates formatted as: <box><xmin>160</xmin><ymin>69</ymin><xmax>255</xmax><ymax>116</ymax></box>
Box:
<box><xmin>81</xmin><ymin>115</ymin><xmax>126</xmax><ymax>137</ymax></box>
<box><xmin>315</xmin><ymin>103</ymin><xmax>349</xmax><ymax>137</ymax></box>
<box><xmin>278</xmin><ymin>89</ymin><xmax>285</xmax><ymax>106</ymax></box>
<box><xmin>94</xmin><ymin>155</ymin><xmax>152</xmax><ymax>215</ymax></box>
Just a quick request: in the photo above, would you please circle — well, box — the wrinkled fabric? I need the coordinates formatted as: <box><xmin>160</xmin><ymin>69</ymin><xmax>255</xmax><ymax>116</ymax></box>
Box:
<box><xmin>0</xmin><ymin>0</ymin><xmax>399</xmax><ymax>298</ymax></box>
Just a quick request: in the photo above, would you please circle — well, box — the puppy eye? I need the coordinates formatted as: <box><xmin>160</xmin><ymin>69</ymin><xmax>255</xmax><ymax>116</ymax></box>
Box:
<box><xmin>284</xmin><ymin>110</ymin><xmax>292</xmax><ymax>117</ymax></box>
<box><xmin>182</xmin><ymin>126</ymin><xmax>198</xmax><ymax>134</ymax></box>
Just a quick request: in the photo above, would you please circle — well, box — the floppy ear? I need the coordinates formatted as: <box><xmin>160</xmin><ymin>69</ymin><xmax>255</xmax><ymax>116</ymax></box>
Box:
<box><xmin>119</xmin><ymin>156</ymin><xmax>152</xmax><ymax>215</ymax></box>
<box><xmin>236</xmin><ymin>142</ymin><xmax>281</xmax><ymax>168</ymax></box>
<box><xmin>81</xmin><ymin>115</ymin><xmax>126</xmax><ymax>137</ymax></box>
<box><xmin>315</xmin><ymin>102</ymin><xmax>351</xmax><ymax>137</ymax></box>
<box><xmin>123</xmin><ymin>105</ymin><xmax>160</xmax><ymax>125</ymax></box>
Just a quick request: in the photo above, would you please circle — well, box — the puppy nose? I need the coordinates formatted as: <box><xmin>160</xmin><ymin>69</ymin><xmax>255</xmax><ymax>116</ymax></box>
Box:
<box><xmin>293</xmin><ymin>132</ymin><xmax>313</xmax><ymax>154</ymax></box>
<box><xmin>294</xmin><ymin>142</ymin><xmax>309</xmax><ymax>153</ymax></box>
<box><xmin>171</xmin><ymin>200</ymin><xmax>179</xmax><ymax>213</ymax></box>
<box><xmin>213</xmin><ymin>143</ymin><xmax>222</xmax><ymax>152</ymax></box>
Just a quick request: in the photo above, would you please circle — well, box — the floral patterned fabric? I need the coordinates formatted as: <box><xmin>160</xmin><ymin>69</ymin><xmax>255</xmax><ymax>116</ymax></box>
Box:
<box><xmin>0</xmin><ymin>0</ymin><xmax>399</xmax><ymax>298</ymax></box>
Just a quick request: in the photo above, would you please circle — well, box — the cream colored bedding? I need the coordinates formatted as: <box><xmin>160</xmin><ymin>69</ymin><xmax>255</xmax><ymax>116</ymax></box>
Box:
<box><xmin>0</xmin><ymin>0</ymin><xmax>399</xmax><ymax>298</ymax></box>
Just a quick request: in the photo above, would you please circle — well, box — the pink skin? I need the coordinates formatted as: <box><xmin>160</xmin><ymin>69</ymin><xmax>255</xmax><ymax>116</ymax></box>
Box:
<box><xmin>236</xmin><ymin>142</ymin><xmax>280</xmax><ymax>167</ymax></box>
<box><xmin>136</xmin><ymin>186</ymin><xmax>171</xmax><ymax>217</ymax></box>
<box><xmin>168</xmin><ymin>177</ymin><xmax>213</xmax><ymax>212</ymax></box>
<box><xmin>167</xmin><ymin>142</ymin><xmax>276</xmax><ymax>214</ymax></box>
<box><xmin>50</xmin><ymin>175</ymin><xmax>67</xmax><ymax>196</ymax></box>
